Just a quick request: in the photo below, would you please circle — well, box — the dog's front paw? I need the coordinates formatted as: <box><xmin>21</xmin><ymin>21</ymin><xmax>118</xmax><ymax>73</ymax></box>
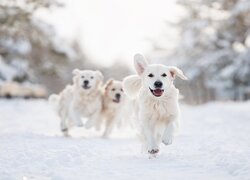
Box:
<box><xmin>148</xmin><ymin>149</ymin><xmax>159</xmax><ymax>154</ymax></box>
<box><xmin>61</xmin><ymin>128</ymin><xmax>70</xmax><ymax>137</ymax></box>
<box><xmin>162</xmin><ymin>136</ymin><xmax>173</xmax><ymax>146</ymax></box>
<box><xmin>61</xmin><ymin>127</ymin><xmax>68</xmax><ymax>132</ymax></box>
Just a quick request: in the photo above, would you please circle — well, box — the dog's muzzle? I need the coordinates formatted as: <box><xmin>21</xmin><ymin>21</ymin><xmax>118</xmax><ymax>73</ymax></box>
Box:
<box><xmin>149</xmin><ymin>87</ymin><xmax>164</xmax><ymax>97</ymax></box>
<box><xmin>113</xmin><ymin>93</ymin><xmax>121</xmax><ymax>103</ymax></box>
<box><xmin>82</xmin><ymin>80</ymin><xmax>91</xmax><ymax>89</ymax></box>
<box><xmin>82</xmin><ymin>84</ymin><xmax>91</xmax><ymax>90</ymax></box>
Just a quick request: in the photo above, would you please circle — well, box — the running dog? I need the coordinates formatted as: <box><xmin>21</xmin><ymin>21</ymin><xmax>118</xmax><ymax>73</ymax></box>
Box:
<box><xmin>123</xmin><ymin>54</ymin><xmax>187</xmax><ymax>155</ymax></box>
<box><xmin>98</xmin><ymin>79</ymin><xmax>125</xmax><ymax>137</ymax></box>
<box><xmin>49</xmin><ymin>69</ymin><xmax>104</xmax><ymax>135</ymax></box>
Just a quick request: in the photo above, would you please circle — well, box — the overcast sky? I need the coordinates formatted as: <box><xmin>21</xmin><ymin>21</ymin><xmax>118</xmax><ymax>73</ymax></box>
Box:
<box><xmin>37</xmin><ymin>0</ymin><xmax>182</xmax><ymax>67</ymax></box>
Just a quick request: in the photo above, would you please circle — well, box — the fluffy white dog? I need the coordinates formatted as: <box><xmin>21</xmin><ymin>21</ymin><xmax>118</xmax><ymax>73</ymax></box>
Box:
<box><xmin>123</xmin><ymin>54</ymin><xmax>187</xmax><ymax>155</ymax></box>
<box><xmin>97</xmin><ymin>79</ymin><xmax>125</xmax><ymax>137</ymax></box>
<box><xmin>49</xmin><ymin>69</ymin><xmax>104</xmax><ymax>135</ymax></box>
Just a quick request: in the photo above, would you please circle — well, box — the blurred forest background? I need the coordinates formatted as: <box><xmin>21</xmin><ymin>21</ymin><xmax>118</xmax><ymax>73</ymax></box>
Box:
<box><xmin>0</xmin><ymin>0</ymin><xmax>249</xmax><ymax>104</ymax></box>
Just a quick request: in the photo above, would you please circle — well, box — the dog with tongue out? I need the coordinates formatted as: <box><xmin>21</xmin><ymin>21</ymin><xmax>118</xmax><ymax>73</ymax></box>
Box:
<box><xmin>123</xmin><ymin>53</ymin><xmax>187</xmax><ymax>156</ymax></box>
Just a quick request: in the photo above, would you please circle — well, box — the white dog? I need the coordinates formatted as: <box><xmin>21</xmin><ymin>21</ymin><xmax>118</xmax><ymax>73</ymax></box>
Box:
<box><xmin>123</xmin><ymin>54</ymin><xmax>187</xmax><ymax>155</ymax></box>
<box><xmin>49</xmin><ymin>69</ymin><xmax>104</xmax><ymax>135</ymax></box>
<box><xmin>97</xmin><ymin>79</ymin><xmax>125</xmax><ymax>137</ymax></box>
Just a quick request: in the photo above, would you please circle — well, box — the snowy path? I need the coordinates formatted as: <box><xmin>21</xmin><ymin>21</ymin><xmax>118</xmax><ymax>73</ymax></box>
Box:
<box><xmin>0</xmin><ymin>99</ymin><xmax>250</xmax><ymax>180</ymax></box>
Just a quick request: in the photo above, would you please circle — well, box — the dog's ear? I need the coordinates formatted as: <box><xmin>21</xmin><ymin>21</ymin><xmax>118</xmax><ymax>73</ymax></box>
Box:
<box><xmin>134</xmin><ymin>53</ymin><xmax>148</xmax><ymax>75</ymax></box>
<box><xmin>123</xmin><ymin>75</ymin><xmax>142</xmax><ymax>99</ymax></box>
<box><xmin>169</xmin><ymin>66</ymin><xmax>188</xmax><ymax>80</ymax></box>
<box><xmin>95</xmin><ymin>70</ymin><xmax>104</xmax><ymax>83</ymax></box>
<box><xmin>104</xmin><ymin>79</ymin><xmax>113</xmax><ymax>94</ymax></box>
<box><xmin>72</xmin><ymin>69</ymin><xmax>81</xmax><ymax>75</ymax></box>
<box><xmin>104</xmin><ymin>79</ymin><xmax>113</xmax><ymax>90</ymax></box>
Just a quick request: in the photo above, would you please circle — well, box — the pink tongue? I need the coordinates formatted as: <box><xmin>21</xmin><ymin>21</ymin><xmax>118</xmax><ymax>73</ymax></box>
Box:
<box><xmin>153</xmin><ymin>89</ymin><xmax>163</xmax><ymax>96</ymax></box>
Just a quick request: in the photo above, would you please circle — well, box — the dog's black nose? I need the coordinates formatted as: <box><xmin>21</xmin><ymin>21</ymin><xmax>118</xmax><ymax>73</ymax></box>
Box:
<box><xmin>154</xmin><ymin>81</ymin><xmax>163</xmax><ymax>88</ymax></box>
<box><xmin>84</xmin><ymin>80</ymin><xmax>89</xmax><ymax>85</ymax></box>
<box><xmin>115</xmin><ymin>93</ymin><xmax>121</xmax><ymax>99</ymax></box>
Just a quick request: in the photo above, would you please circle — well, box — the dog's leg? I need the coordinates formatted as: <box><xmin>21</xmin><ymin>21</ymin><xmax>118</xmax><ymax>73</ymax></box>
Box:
<box><xmin>61</xmin><ymin>127</ymin><xmax>69</xmax><ymax>136</ymax></box>
<box><xmin>94</xmin><ymin>115</ymin><xmax>104</xmax><ymax>131</ymax></box>
<box><xmin>142</xmin><ymin>120</ymin><xmax>159</xmax><ymax>154</ymax></box>
<box><xmin>60</xmin><ymin>119</ymin><xmax>68</xmax><ymax>132</ymax></box>
<box><xmin>85</xmin><ymin>112</ymin><xmax>99</xmax><ymax>129</ymax></box>
<box><xmin>74</xmin><ymin>116</ymin><xmax>83</xmax><ymax>127</ymax></box>
<box><xmin>60</xmin><ymin>116</ymin><xmax>69</xmax><ymax>136</ymax></box>
<box><xmin>58</xmin><ymin>105</ymin><xmax>69</xmax><ymax>132</ymax></box>
<box><xmin>139</xmin><ymin>110</ymin><xmax>159</xmax><ymax>154</ymax></box>
<box><xmin>155</xmin><ymin>121</ymin><xmax>167</xmax><ymax>147</ymax></box>
<box><xmin>162</xmin><ymin>120</ymin><xmax>177</xmax><ymax>146</ymax></box>
<box><xmin>103</xmin><ymin>118</ymin><xmax>115</xmax><ymax>137</ymax></box>
<box><xmin>116</xmin><ymin>118</ymin><xmax>123</xmax><ymax>129</ymax></box>
<box><xmin>69</xmin><ymin>107</ymin><xmax>83</xmax><ymax>127</ymax></box>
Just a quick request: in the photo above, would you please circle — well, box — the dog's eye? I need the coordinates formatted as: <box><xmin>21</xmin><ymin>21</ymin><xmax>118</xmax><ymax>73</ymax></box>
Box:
<box><xmin>90</xmin><ymin>76</ymin><xmax>94</xmax><ymax>79</ymax></box>
<box><xmin>81</xmin><ymin>76</ymin><xmax>85</xmax><ymax>78</ymax></box>
<box><xmin>162</xmin><ymin>73</ymin><xmax>167</xmax><ymax>77</ymax></box>
<box><xmin>112</xmin><ymin>88</ymin><xmax>116</xmax><ymax>91</ymax></box>
<box><xmin>148</xmin><ymin>73</ymin><xmax>154</xmax><ymax>78</ymax></box>
<box><xmin>121</xmin><ymin>88</ymin><xmax>123</xmax><ymax>92</ymax></box>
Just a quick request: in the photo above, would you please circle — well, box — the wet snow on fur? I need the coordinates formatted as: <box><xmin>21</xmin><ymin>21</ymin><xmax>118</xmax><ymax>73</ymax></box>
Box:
<box><xmin>0</xmin><ymin>99</ymin><xmax>249</xmax><ymax>180</ymax></box>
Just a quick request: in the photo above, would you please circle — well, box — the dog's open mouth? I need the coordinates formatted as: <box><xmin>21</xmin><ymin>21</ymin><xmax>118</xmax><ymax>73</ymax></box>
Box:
<box><xmin>112</xmin><ymin>99</ymin><xmax>120</xmax><ymax>103</ymax></box>
<box><xmin>149</xmin><ymin>88</ymin><xmax>164</xmax><ymax>97</ymax></box>
<box><xmin>82</xmin><ymin>85</ymin><xmax>91</xmax><ymax>90</ymax></box>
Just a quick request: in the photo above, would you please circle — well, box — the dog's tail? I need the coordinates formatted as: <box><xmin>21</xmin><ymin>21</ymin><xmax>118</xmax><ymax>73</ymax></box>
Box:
<box><xmin>123</xmin><ymin>75</ymin><xmax>141</xmax><ymax>99</ymax></box>
<box><xmin>48</xmin><ymin>94</ymin><xmax>60</xmax><ymax>110</ymax></box>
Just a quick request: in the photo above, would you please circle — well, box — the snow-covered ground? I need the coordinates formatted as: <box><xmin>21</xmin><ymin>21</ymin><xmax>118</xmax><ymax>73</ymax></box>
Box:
<box><xmin>0</xmin><ymin>99</ymin><xmax>249</xmax><ymax>180</ymax></box>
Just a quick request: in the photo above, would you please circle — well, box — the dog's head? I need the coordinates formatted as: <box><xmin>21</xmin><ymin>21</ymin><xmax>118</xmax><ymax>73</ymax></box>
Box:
<box><xmin>134</xmin><ymin>54</ymin><xmax>187</xmax><ymax>97</ymax></box>
<box><xmin>72</xmin><ymin>69</ymin><xmax>104</xmax><ymax>92</ymax></box>
<box><xmin>104</xmin><ymin>79</ymin><xmax>124</xmax><ymax>103</ymax></box>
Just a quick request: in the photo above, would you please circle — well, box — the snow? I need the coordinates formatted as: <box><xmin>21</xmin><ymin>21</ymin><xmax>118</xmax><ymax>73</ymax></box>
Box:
<box><xmin>0</xmin><ymin>99</ymin><xmax>250</xmax><ymax>180</ymax></box>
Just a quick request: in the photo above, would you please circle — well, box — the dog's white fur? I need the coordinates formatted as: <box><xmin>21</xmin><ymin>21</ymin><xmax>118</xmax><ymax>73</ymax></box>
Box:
<box><xmin>123</xmin><ymin>54</ymin><xmax>187</xmax><ymax>155</ymax></box>
<box><xmin>97</xmin><ymin>79</ymin><xmax>125</xmax><ymax>137</ymax></box>
<box><xmin>49</xmin><ymin>69</ymin><xmax>104</xmax><ymax>135</ymax></box>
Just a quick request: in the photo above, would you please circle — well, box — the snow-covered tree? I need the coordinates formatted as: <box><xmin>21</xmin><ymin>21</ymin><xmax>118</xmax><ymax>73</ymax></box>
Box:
<box><xmin>154</xmin><ymin>0</ymin><xmax>250</xmax><ymax>103</ymax></box>
<box><xmin>0</xmin><ymin>0</ymin><xmax>85</xmax><ymax>93</ymax></box>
